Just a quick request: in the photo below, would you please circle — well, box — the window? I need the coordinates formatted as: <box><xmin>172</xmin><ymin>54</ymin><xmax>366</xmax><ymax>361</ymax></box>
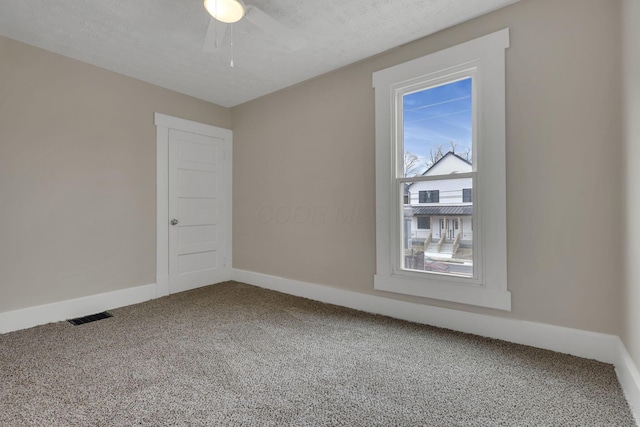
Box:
<box><xmin>419</xmin><ymin>190</ymin><xmax>439</xmax><ymax>203</ymax></box>
<box><xmin>429</xmin><ymin>190</ymin><xmax>439</xmax><ymax>203</ymax></box>
<box><xmin>417</xmin><ymin>217</ymin><xmax>430</xmax><ymax>229</ymax></box>
<box><xmin>463</xmin><ymin>188</ymin><xmax>472</xmax><ymax>203</ymax></box>
<box><xmin>372</xmin><ymin>29</ymin><xmax>510</xmax><ymax>311</ymax></box>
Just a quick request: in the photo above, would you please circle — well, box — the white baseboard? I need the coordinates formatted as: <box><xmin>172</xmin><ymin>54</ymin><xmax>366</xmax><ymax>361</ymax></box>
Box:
<box><xmin>0</xmin><ymin>283</ymin><xmax>157</xmax><ymax>334</ymax></box>
<box><xmin>156</xmin><ymin>275</ymin><xmax>170</xmax><ymax>298</ymax></box>
<box><xmin>233</xmin><ymin>269</ymin><xmax>616</xmax><ymax>362</ymax></box>
<box><xmin>615</xmin><ymin>338</ymin><xmax>640</xmax><ymax>424</ymax></box>
<box><xmin>0</xmin><ymin>271</ymin><xmax>233</xmax><ymax>335</ymax></box>
<box><xmin>232</xmin><ymin>268</ymin><xmax>640</xmax><ymax>423</ymax></box>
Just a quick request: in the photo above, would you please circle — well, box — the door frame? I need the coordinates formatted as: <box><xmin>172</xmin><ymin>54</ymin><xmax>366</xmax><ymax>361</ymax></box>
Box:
<box><xmin>155</xmin><ymin>113</ymin><xmax>233</xmax><ymax>297</ymax></box>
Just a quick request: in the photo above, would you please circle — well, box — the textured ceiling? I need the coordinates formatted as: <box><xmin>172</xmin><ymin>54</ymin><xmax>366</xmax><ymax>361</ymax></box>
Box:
<box><xmin>0</xmin><ymin>0</ymin><xmax>520</xmax><ymax>107</ymax></box>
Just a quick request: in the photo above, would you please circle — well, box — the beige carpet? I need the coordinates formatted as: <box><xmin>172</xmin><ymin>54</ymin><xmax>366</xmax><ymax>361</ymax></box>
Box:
<box><xmin>0</xmin><ymin>281</ymin><xmax>635</xmax><ymax>426</ymax></box>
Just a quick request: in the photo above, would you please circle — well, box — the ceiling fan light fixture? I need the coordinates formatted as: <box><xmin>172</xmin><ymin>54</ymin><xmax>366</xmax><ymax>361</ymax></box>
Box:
<box><xmin>204</xmin><ymin>0</ymin><xmax>245</xmax><ymax>24</ymax></box>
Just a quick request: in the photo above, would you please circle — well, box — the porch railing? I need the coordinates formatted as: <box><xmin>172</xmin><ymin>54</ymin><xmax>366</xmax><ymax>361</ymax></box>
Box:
<box><xmin>452</xmin><ymin>232</ymin><xmax>462</xmax><ymax>255</ymax></box>
<box><xmin>437</xmin><ymin>233</ymin><xmax>446</xmax><ymax>252</ymax></box>
<box><xmin>423</xmin><ymin>232</ymin><xmax>432</xmax><ymax>251</ymax></box>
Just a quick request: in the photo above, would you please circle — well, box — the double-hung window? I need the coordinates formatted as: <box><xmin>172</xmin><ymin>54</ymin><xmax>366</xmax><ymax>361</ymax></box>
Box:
<box><xmin>372</xmin><ymin>29</ymin><xmax>510</xmax><ymax>311</ymax></box>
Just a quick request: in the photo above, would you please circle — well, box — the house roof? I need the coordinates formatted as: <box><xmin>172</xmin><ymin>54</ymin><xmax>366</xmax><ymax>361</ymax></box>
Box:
<box><xmin>407</xmin><ymin>151</ymin><xmax>472</xmax><ymax>189</ymax></box>
<box><xmin>413</xmin><ymin>206</ymin><xmax>472</xmax><ymax>216</ymax></box>
<box><xmin>422</xmin><ymin>151</ymin><xmax>472</xmax><ymax>176</ymax></box>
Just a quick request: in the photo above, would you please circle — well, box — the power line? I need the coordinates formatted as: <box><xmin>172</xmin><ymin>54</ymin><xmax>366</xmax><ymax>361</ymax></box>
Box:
<box><xmin>404</xmin><ymin>95</ymin><xmax>470</xmax><ymax>112</ymax></box>
<box><xmin>405</xmin><ymin>109</ymin><xmax>472</xmax><ymax>124</ymax></box>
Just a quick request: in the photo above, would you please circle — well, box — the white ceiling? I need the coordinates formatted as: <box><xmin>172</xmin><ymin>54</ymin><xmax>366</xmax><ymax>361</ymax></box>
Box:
<box><xmin>0</xmin><ymin>0</ymin><xmax>520</xmax><ymax>108</ymax></box>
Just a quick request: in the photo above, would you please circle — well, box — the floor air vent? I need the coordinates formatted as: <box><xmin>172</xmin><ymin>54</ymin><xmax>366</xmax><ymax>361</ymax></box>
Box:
<box><xmin>68</xmin><ymin>311</ymin><xmax>113</xmax><ymax>326</ymax></box>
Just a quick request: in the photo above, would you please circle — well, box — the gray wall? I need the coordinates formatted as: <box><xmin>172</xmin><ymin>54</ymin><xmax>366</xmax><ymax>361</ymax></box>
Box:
<box><xmin>232</xmin><ymin>0</ymin><xmax>623</xmax><ymax>335</ymax></box>
<box><xmin>0</xmin><ymin>36</ymin><xmax>231</xmax><ymax>312</ymax></box>
<box><xmin>623</xmin><ymin>0</ymin><xmax>640</xmax><ymax>374</ymax></box>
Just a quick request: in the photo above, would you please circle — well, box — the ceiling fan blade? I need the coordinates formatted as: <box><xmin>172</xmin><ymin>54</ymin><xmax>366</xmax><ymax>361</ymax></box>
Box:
<box><xmin>203</xmin><ymin>17</ymin><xmax>229</xmax><ymax>52</ymax></box>
<box><xmin>244</xmin><ymin>5</ymin><xmax>306</xmax><ymax>51</ymax></box>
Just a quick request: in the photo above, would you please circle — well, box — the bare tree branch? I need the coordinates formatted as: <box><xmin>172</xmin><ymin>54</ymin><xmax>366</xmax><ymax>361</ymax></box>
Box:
<box><xmin>427</xmin><ymin>145</ymin><xmax>445</xmax><ymax>168</ymax></box>
<box><xmin>404</xmin><ymin>151</ymin><xmax>421</xmax><ymax>177</ymax></box>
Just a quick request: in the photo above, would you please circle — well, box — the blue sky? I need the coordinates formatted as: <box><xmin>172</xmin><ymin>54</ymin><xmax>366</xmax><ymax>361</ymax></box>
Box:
<box><xmin>403</xmin><ymin>78</ymin><xmax>472</xmax><ymax>175</ymax></box>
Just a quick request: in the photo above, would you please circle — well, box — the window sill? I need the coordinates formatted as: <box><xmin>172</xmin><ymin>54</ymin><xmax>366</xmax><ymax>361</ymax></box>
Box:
<box><xmin>374</xmin><ymin>273</ymin><xmax>511</xmax><ymax>311</ymax></box>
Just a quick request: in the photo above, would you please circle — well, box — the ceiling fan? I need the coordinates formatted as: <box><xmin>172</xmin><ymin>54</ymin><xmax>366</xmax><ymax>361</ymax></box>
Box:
<box><xmin>202</xmin><ymin>0</ymin><xmax>306</xmax><ymax>52</ymax></box>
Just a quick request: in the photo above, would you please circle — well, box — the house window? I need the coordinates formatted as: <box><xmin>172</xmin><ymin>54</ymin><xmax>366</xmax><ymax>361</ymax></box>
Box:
<box><xmin>372</xmin><ymin>29</ymin><xmax>510</xmax><ymax>311</ymax></box>
<box><xmin>419</xmin><ymin>190</ymin><xmax>439</xmax><ymax>203</ymax></box>
<box><xmin>463</xmin><ymin>188</ymin><xmax>472</xmax><ymax>203</ymax></box>
<box><xmin>417</xmin><ymin>217</ymin><xmax>430</xmax><ymax>229</ymax></box>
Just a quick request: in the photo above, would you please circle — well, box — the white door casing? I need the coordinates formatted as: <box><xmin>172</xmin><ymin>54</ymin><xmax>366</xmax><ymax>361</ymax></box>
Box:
<box><xmin>155</xmin><ymin>113</ymin><xmax>232</xmax><ymax>297</ymax></box>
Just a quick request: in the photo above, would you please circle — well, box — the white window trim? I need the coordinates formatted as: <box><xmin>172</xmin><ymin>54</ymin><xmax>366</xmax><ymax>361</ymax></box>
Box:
<box><xmin>372</xmin><ymin>29</ymin><xmax>510</xmax><ymax>311</ymax></box>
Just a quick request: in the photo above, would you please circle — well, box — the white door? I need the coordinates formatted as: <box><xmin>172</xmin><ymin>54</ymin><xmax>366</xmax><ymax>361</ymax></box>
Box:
<box><xmin>168</xmin><ymin>129</ymin><xmax>225</xmax><ymax>293</ymax></box>
<box><xmin>447</xmin><ymin>219</ymin><xmax>457</xmax><ymax>240</ymax></box>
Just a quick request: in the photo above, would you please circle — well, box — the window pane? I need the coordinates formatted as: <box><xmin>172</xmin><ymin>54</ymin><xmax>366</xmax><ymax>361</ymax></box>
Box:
<box><xmin>402</xmin><ymin>178</ymin><xmax>473</xmax><ymax>278</ymax></box>
<box><xmin>417</xmin><ymin>216</ymin><xmax>430</xmax><ymax>229</ymax></box>
<box><xmin>463</xmin><ymin>188</ymin><xmax>472</xmax><ymax>203</ymax></box>
<box><xmin>403</xmin><ymin>78</ymin><xmax>472</xmax><ymax>178</ymax></box>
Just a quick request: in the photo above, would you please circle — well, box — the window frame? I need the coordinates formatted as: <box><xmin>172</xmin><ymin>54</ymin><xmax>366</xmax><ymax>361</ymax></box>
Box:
<box><xmin>372</xmin><ymin>29</ymin><xmax>510</xmax><ymax>311</ymax></box>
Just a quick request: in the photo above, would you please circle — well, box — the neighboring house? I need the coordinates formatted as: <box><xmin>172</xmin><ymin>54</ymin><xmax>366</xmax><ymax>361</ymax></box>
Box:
<box><xmin>407</xmin><ymin>152</ymin><xmax>472</xmax><ymax>257</ymax></box>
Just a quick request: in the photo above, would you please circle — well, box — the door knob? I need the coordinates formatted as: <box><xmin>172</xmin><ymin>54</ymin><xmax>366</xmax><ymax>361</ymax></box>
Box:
<box><xmin>170</xmin><ymin>219</ymin><xmax>179</xmax><ymax>225</ymax></box>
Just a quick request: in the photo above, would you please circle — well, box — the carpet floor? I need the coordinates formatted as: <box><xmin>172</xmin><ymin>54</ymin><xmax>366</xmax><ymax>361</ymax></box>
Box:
<box><xmin>0</xmin><ymin>281</ymin><xmax>635</xmax><ymax>426</ymax></box>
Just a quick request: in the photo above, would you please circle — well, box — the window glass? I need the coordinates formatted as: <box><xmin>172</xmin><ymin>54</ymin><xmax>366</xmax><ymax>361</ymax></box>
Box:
<box><xmin>403</xmin><ymin>78</ymin><xmax>472</xmax><ymax>179</ymax></box>
<box><xmin>418</xmin><ymin>190</ymin><xmax>440</xmax><ymax>203</ymax></box>
<box><xmin>403</xmin><ymin>179</ymin><xmax>473</xmax><ymax>278</ymax></box>
<box><xmin>417</xmin><ymin>217</ymin><xmax>430</xmax><ymax>229</ymax></box>
<box><xmin>463</xmin><ymin>188</ymin><xmax>472</xmax><ymax>203</ymax></box>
